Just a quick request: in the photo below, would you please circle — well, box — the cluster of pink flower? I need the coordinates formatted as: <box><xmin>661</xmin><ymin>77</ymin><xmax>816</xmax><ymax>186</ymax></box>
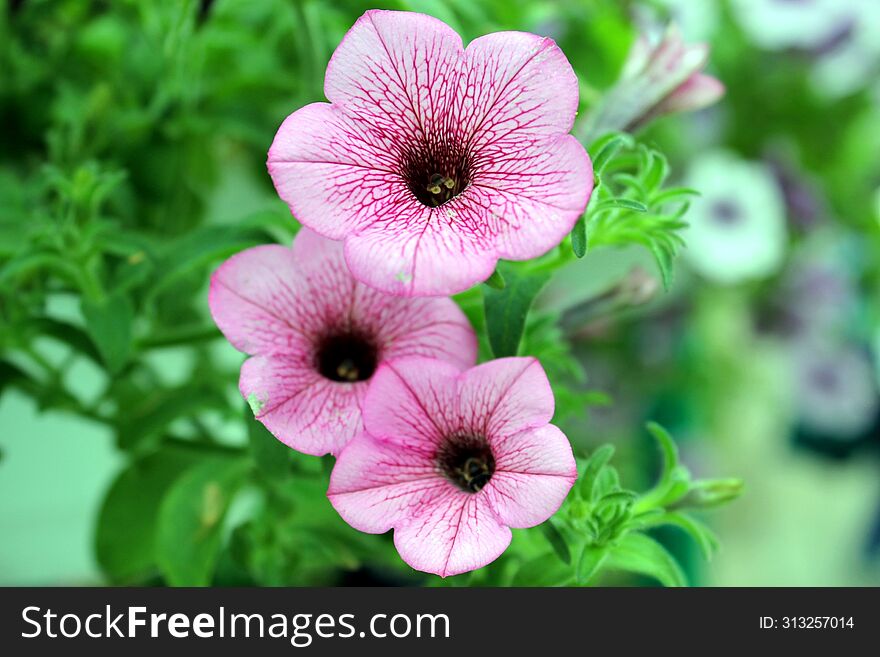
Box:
<box><xmin>209</xmin><ymin>10</ymin><xmax>592</xmax><ymax>577</ymax></box>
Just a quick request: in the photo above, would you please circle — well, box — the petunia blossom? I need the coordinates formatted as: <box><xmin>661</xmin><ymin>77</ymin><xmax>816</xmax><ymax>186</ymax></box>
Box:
<box><xmin>328</xmin><ymin>356</ymin><xmax>577</xmax><ymax>577</ymax></box>
<box><xmin>208</xmin><ymin>228</ymin><xmax>477</xmax><ymax>456</ymax></box>
<box><xmin>581</xmin><ymin>24</ymin><xmax>724</xmax><ymax>141</ymax></box>
<box><xmin>267</xmin><ymin>10</ymin><xmax>592</xmax><ymax>297</ymax></box>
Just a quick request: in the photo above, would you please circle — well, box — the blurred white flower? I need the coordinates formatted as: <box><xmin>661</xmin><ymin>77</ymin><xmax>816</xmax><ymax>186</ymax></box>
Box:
<box><xmin>683</xmin><ymin>151</ymin><xmax>787</xmax><ymax>284</ymax></box>
<box><xmin>792</xmin><ymin>341</ymin><xmax>879</xmax><ymax>440</ymax></box>
<box><xmin>810</xmin><ymin>0</ymin><xmax>880</xmax><ymax>97</ymax></box>
<box><xmin>729</xmin><ymin>0</ymin><xmax>851</xmax><ymax>50</ymax></box>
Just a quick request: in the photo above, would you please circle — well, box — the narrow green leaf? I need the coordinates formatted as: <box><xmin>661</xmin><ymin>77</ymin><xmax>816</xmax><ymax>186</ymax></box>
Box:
<box><xmin>571</xmin><ymin>215</ymin><xmax>587</xmax><ymax>257</ymax></box>
<box><xmin>578</xmin><ymin>444</ymin><xmax>615</xmax><ymax>498</ymax></box>
<box><xmin>646</xmin><ymin>421</ymin><xmax>679</xmax><ymax>490</ymax></box>
<box><xmin>591</xmin><ymin>466</ymin><xmax>620</xmax><ymax>503</ymax></box>
<box><xmin>652</xmin><ymin>512</ymin><xmax>720</xmax><ymax>560</ymax></box>
<box><xmin>648</xmin><ymin>241</ymin><xmax>675</xmax><ymax>290</ymax></box>
<box><xmin>596</xmin><ymin>198</ymin><xmax>649</xmax><ymax>213</ymax></box>
<box><xmin>643</xmin><ymin>150</ymin><xmax>669</xmax><ymax>193</ymax></box>
<box><xmin>483</xmin><ymin>268</ymin><xmax>506</xmax><ymax>290</ymax></box>
<box><xmin>651</xmin><ymin>187</ymin><xmax>700</xmax><ymax>206</ymax></box>
<box><xmin>483</xmin><ymin>263</ymin><xmax>551</xmax><ymax>358</ymax></box>
<box><xmin>156</xmin><ymin>457</ymin><xmax>249</xmax><ymax>586</ymax></box>
<box><xmin>81</xmin><ymin>292</ymin><xmax>133</xmax><ymax>374</ymax></box>
<box><xmin>606</xmin><ymin>532</ymin><xmax>687</xmax><ymax>587</ymax></box>
<box><xmin>576</xmin><ymin>544</ymin><xmax>608</xmax><ymax>584</ymax></box>
<box><xmin>540</xmin><ymin>520</ymin><xmax>571</xmax><ymax>565</ymax></box>
<box><xmin>589</xmin><ymin>132</ymin><xmax>634</xmax><ymax>173</ymax></box>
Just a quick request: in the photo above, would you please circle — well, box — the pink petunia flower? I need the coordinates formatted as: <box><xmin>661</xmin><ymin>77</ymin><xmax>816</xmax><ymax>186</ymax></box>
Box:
<box><xmin>208</xmin><ymin>228</ymin><xmax>477</xmax><ymax>456</ymax></box>
<box><xmin>328</xmin><ymin>356</ymin><xmax>577</xmax><ymax>577</ymax></box>
<box><xmin>268</xmin><ymin>10</ymin><xmax>592</xmax><ymax>297</ymax></box>
<box><xmin>581</xmin><ymin>24</ymin><xmax>724</xmax><ymax>141</ymax></box>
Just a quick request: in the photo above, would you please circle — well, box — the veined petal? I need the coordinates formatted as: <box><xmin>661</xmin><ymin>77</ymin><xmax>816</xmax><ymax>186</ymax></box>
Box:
<box><xmin>352</xmin><ymin>286</ymin><xmax>477</xmax><ymax>368</ymax></box>
<box><xmin>328</xmin><ymin>432</ymin><xmax>444</xmax><ymax>533</ymax></box>
<box><xmin>342</xmin><ymin>205</ymin><xmax>499</xmax><ymax>297</ymax></box>
<box><xmin>459</xmin><ymin>31</ymin><xmax>580</xmax><ymax>150</ymax></box>
<box><xmin>324</xmin><ymin>10</ymin><xmax>463</xmax><ymax>139</ymax></box>
<box><xmin>472</xmin><ymin>133</ymin><xmax>593</xmax><ymax>261</ymax></box>
<box><xmin>361</xmin><ymin>357</ymin><xmax>462</xmax><ymax>452</ymax></box>
<box><xmin>456</xmin><ymin>357</ymin><xmax>555</xmax><ymax>440</ymax></box>
<box><xmin>393</xmin><ymin>487</ymin><xmax>511</xmax><ymax>577</ymax></box>
<box><xmin>268</xmin><ymin>103</ymin><xmax>405</xmax><ymax>240</ymax></box>
<box><xmin>208</xmin><ymin>244</ymin><xmax>312</xmax><ymax>355</ymax></box>
<box><xmin>483</xmin><ymin>424</ymin><xmax>577</xmax><ymax>528</ymax></box>
<box><xmin>240</xmin><ymin>354</ymin><xmax>364</xmax><ymax>456</ymax></box>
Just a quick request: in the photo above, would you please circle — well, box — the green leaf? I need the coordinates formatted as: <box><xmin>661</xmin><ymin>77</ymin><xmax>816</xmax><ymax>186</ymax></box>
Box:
<box><xmin>156</xmin><ymin>456</ymin><xmax>249</xmax><ymax>586</ymax></box>
<box><xmin>483</xmin><ymin>268</ymin><xmax>506</xmax><ymax>290</ymax></box>
<box><xmin>116</xmin><ymin>385</ymin><xmax>227</xmax><ymax>451</ymax></box>
<box><xmin>571</xmin><ymin>215</ymin><xmax>587</xmax><ymax>257</ymax></box>
<box><xmin>578</xmin><ymin>444</ymin><xmax>615</xmax><ymax>498</ymax></box>
<box><xmin>651</xmin><ymin>512</ymin><xmax>720</xmax><ymax>560</ymax></box>
<box><xmin>246</xmin><ymin>408</ymin><xmax>293</xmax><ymax>479</ymax></box>
<box><xmin>591</xmin><ymin>466</ymin><xmax>620</xmax><ymax>503</ymax></box>
<box><xmin>512</xmin><ymin>553</ymin><xmax>573</xmax><ymax>586</ymax></box>
<box><xmin>595</xmin><ymin>198</ymin><xmax>649</xmax><ymax>213</ymax></box>
<box><xmin>643</xmin><ymin>150</ymin><xmax>669</xmax><ymax>193</ymax></box>
<box><xmin>540</xmin><ymin>520</ymin><xmax>571</xmax><ymax>565</ymax></box>
<box><xmin>576</xmin><ymin>544</ymin><xmax>608</xmax><ymax>584</ymax></box>
<box><xmin>81</xmin><ymin>292</ymin><xmax>133</xmax><ymax>374</ymax></box>
<box><xmin>651</xmin><ymin>187</ymin><xmax>700</xmax><ymax>206</ymax></box>
<box><xmin>606</xmin><ymin>532</ymin><xmax>687</xmax><ymax>587</ymax></box>
<box><xmin>483</xmin><ymin>263</ymin><xmax>551</xmax><ymax>358</ymax></box>
<box><xmin>147</xmin><ymin>225</ymin><xmax>268</xmax><ymax>301</ymax></box>
<box><xmin>30</xmin><ymin>317</ymin><xmax>102</xmax><ymax>365</ymax></box>
<box><xmin>95</xmin><ymin>446</ymin><xmax>204</xmax><ymax>583</ymax></box>
<box><xmin>589</xmin><ymin>132</ymin><xmax>634</xmax><ymax>173</ymax></box>
<box><xmin>648</xmin><ymin>241</ymin><xmax>675</xmax><ymax>290</ymax></box>
<box><xmin>646</xmin><ymin>421</ymin><xmax>679</xmax><ymax>490</ymax></box>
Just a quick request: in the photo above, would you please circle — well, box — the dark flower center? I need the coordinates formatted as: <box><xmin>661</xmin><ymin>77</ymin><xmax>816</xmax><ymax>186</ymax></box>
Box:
<box><xmin>315</xmin><ymin>331</ymin><xmax>378</xmax><ymax>383</ymax></box>
<box><xmin>400</xmin><ymin>137</ymin><xmax>472</xmax><ymax>207</ymax></box>
<box><xmin>435</xmin><ymin>433</ymin><xmax>495</xmax><ymax>493</ymax></box>
<box><xmin>709</xmin><ymin>199</ymin><xmax>742</xmax><ymax>226</ymax></box>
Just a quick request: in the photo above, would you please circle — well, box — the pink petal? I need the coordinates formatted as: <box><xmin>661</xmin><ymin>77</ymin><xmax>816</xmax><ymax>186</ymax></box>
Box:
<box><xmin>328</xmin><ymin>432</ymin><xmax>444</xmax><ymax>533</ymax></box>
<box><xmin>393</xmin><ymin>487</ymin><xmax>511</xmax><ymax>577</ymax></box>
<box><xmin>240</xmin><ymin>354</ymin><xmax>364</xmax><ymax>456</ymax></box>
<box><xmin>324</xmin><ymin>10</ymin><xmax>463</xmax><ymax>141</ymax></box>
<box><xmin>352</xmin><ymin>286</ymin><xmax>477</xmax><ymax>368</ymax></box>
<box><xmin>482</xmin><ymin>424</ymin><xmax>577</xmax><ymax>528</ymax></box>
<box><xmin>471</xmin><ymin>133</ymin><xmax>593</xmax><ymax>261</ymax></box>
<box><xmin>208</xmin><ymin>244</ymin><xmax>313</xmax><ymax>355</ymax></box>
<box><xmin>655</xmin><ymin>73</ymin><xmax>725</xmax><ymax>116</ymax></box>
<box><xmin>459</xmin><ymin>31</ymin><xmax>580</xmax><ymax>150</ymax></box>
<box><xmin>342</xmin><ymin>205</ymin><xmax>499</xmax><ymax>297</ymax></box>
<box><xmin>267</xmin><ymin>102</ymin><xmax>404</xmax><ymax>240</ymax></box>
<box><xmin>361</xmin><ymin>357</ymin><xmax>462</xmax><ymax>453</ymax></box>
<box><xmin>456</xmin><ymin>357</ymin><xmax>555</xmax><ymax>440</ymax></box>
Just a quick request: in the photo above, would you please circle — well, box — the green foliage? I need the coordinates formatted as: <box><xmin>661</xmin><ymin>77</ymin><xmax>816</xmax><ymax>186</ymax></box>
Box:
<box><xmin>511</xmin><ymin>423</ymin><xmax>742</xmax><ymax>587</ymax></box>
<box><xmin>483</xmin><ymin>262</ymin><xmax>552</xmax><ymax>358</ymax></box>
<box><xmin>575</xmin><ymin>133</ymin><xmax>696</xmax><ymax>289</ymax></box>
<box><xmin>156</xmin><ymin>456</ymin><xmax>250</xmax><ymax>586</ymax></box>
<box><xmin>95</xmin><ymin>444</ymin><xmax>205</xmax><ymax>583</ymax></box>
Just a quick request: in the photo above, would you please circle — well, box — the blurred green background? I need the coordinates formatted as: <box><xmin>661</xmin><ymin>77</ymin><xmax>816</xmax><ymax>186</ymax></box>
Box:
<box><xmin>1</xmin><ymin>0</ymin><xmax>879</xmax><ymax>586</ymax></box>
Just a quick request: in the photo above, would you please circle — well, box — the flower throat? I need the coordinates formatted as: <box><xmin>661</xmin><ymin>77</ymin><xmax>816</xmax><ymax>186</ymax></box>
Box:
<box><xmin>316</xmin><ymin>331</ymin><xmax>378</xmax><ymax>383</ymax></box>
<box><xmin>436</xmin><ymin>433</ymin><xmax>495</xmax><ymax>493</ymax></box>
